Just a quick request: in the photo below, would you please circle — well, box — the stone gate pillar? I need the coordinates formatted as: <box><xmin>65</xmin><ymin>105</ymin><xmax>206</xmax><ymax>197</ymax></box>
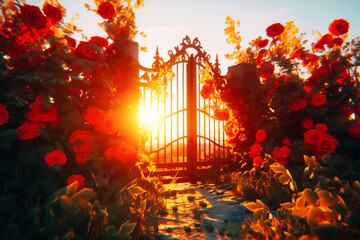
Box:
<box><xmin>116</xmin><ymin>41</ymin><xmax>139</xmax><ymax>149</ymax></box>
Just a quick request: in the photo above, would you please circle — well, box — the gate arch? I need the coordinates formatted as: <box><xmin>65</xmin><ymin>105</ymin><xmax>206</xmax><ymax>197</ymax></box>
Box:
<box><xmin>139</xmin><ymin>36</ymin><xmax>228</xmax><ymax>183</ymax></box>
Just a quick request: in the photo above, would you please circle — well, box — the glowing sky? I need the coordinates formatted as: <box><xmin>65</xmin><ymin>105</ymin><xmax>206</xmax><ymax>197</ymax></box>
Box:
<box><xmin>27</xmin><ymin>0</ymin><xmax>360</xmax><ymax>72</ymax></box>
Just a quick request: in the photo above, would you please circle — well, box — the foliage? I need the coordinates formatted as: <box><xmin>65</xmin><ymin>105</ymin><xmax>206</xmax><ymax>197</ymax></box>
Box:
<box><xmin>0</xmin><ymin>0</ymin><xmax>165</xmax><ymax>239</ymax></box>
<box><xmin>238</xmin><ymin>156</ymin><xmax>360</xmax><ymax>240</ymax></box>
<box><xmin>217</xmin><ymin>17</ymin><xmax>360</xmax><ymax>239</ymax></box>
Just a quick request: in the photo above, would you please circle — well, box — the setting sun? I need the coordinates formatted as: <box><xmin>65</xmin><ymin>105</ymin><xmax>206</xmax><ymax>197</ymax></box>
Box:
<box><xmin>138</xmin><ymin>107</ymin><xmax>162</xmax><ymax>131</ymax></box>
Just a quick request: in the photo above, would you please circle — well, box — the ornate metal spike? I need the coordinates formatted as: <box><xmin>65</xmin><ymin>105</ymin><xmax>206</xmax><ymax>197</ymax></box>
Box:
<box><xmin>152</xmin><ymin>46</ymin><xmax>163</xmax><ymax>71</ymax></box>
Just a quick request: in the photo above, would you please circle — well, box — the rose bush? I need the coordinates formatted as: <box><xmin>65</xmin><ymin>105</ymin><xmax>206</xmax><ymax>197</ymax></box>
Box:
<box><xmin>0</xmin><ymin>1</ymin><xmax>165</xmax><ymax>239</ymax></box>
<box><xmin>220</xmin><ymin>18</ymin><xmax>360</xmax><ymax>239</ymax></box>
<box><xmin>219</xmin><ymin>18</ymin><xmax>360</xmax><ymax>174</ymax></box>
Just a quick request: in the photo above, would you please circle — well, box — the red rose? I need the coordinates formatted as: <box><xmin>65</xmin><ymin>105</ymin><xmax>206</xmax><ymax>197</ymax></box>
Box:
<box><xmin>278</xmin><ymin>146</ymin><xmax>290</xmax><ymax>159</ymax></box>
<box><xmin>97</xmin><ymin>2</ymin><xmax>115</xmax><ymax>19</ymax></box>
<box><xmin>318</xmin><ymin>33</ymin><xmax>333</xmax><ymax>46</ymax></box>
<box><xmin>214</xmin><ymin>109</ymin><xmax>229</xmax><ymax>121</ymax></box>
<box><xmin>329</xmin><ymin>19</ymin><xmax>349</xmax><ymax>36</ymax></box>
<box><xmin>67</xmin><ymin>174</ymin><xmax>85</xmax><ymax>189</ymax></box>
<box><xmin>304</xmin><ymin>129</ymin><xmax>322</xmax><ymax>146</ymax></box>
<box><xmin>83</xmin><ymin>107</ymin><xmax>103</xmax><ymax>126</ymax></box>
<box><xmin>42</xmin><ymin>3</ymin><xmax>62</xmax><ymax>23</ymax></box>
<box><xmin>253</xmin><ymin>156</ymin><xmax>264</xmax><ymax>167</ymax></box>
<box><xmin>314</xmin><ymin>123</ymin><xmax>328</xmax><ymax>132</ymax></box>
<box><xmin>104</xmin><ymin>147</ymin><xmax>118</xmax><ymax>161</ymax></box>
<box><xmin>27</xmin><ymin>96</ymin><xmax>58</xmax><ymax>125</ymax></box>
<box><xmin>260</xmin><ymin>62</ymin><xmax>274</xmax><ymax>79</ymax></box>
<box><xmin>257</xmin><ymin>39</ymin><xmax>269</xmax><ymax>48</ymax></box>
<box><xmin>331</xmin><ymin>37</ymin><xmax>344</xmax><ymax>47</ymax></box>
<box><xmin>16</xmin><ymin>122</ymin><xmax>46</xmax><ymax>140</ymax></box>
<box><xmin>304</xmin><ymin>129</ymin><xmax>338</xmax><ymax>155</ymax></box>
<box><xmin>97</xmin><ymin>112</ymin><xmax>117</xmax><ymax>134</ymax></box>
<box><xmin>69</xmin><ymin>130</ymin><xmax>93</xmax><ymax>152</ymax></box>
<box><xmin>255</xmin><ymin>129</ymin><xmax>267</xmax><ymax>142</ymax></box>
<box><xmin>104</xmin><ymin>142</ymin><xmax>136</xmax><ymax>163</ymax></box>
<box><xmin>250</xmin><ymin>143</ymin><xmax>263</xmax><ymax>158</ymax></box>
<box><xmin>316</xmin><ymin>135</ymin><xmax>338</xmax><ymax>154</ymax></box>
<box><xmin>44</xmin><ymin>150</ymin><xmax>67</xmax><ymax>167</ymax></box>
<box><xmin>20</xmin><ymin>4</ymin><xmax>47</xmax><ymax>28</ymax></box>
<box><xmin>273</xmin><ymin>146</ymin><xmax>290</xmax><ymax>166</ymax></box>
<box><xmin>283</xmin><ymin>139</ymin><xmax>293</xmax><ymax>147</ymax></box>
<box><xmin>306</xmin><ymin>66</ymin><xmax>329</xmax><ymax>85</ymax></box>
<box><xmin>74</xmin><ymin>153</ymin><xmax>90</xmax><ymax>164</ymax></box>
<box><xmin>200</xmin><ymin>84</ymin><xmax>214</xmax><ymax>99</ymax></box>
<box><xmin>290</xmin><ymin>98</ymin><xmax>308</xmax><ymax>111</ymax></box>
<box><xmin>74</xmin><ymin>41</ymin><xmax>101</xmax><ymax>62</ymax></box>
<box><xmin>89</xmin><ymin>36</ymin><xmax>108</xmax><ymax>48</ymax></box>
<box><xmin>266</xmin><ymin>23</ymin><xmax>285</xmax><ymax>38</ymax></box>
<box><xmin>311</xmin><ymin>92</ymin><xmax>326</xmax><ymax>107</ymax></box>
<box><xmin>0</xmin><ymin>103</ymin><xmax>9</xmax><ymax>126</ymax></box>
<box><xmin>302</xmin><ymin>118</ymin><xmax>313</xmax><ymax>130</ymax></box>
<box><xmin>65</xmin><ymin>35</ymin><xmax>77</xmax><ymax>48</ymax></box>
<box><xmin>348</xmin><ymin>123</ymin><xmax>360</xmax><ymax>138</ymax></box>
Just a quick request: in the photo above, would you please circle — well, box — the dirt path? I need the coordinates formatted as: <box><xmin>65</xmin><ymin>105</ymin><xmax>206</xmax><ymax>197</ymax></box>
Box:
<box><xmin>151</xmin><ymin>182</ymin><xmax>253</xmax><ymax>240</ymax></box>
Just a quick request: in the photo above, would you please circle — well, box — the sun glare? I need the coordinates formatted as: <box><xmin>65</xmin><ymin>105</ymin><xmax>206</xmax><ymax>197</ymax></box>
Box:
<box><xmin>139</xmin><ymin>108</ymin><xmax>162</xmax><ymax>131</ymax></box>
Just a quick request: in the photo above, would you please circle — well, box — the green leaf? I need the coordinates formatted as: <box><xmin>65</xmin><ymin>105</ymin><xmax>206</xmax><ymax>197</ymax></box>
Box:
<box><xmin>71</xmin><ymin>188</ymin><xmax>95</xmax><ymax>203</ymax></box>
<box><xmin>119</xmin><ymin>221</ymin><xmax>136</xmax><ymax>235</ymax></box>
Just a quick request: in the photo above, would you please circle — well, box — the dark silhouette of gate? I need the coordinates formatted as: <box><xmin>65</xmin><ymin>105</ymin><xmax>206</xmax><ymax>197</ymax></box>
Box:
<box><xmin>139</xmin><ymin>36</ymin><xmax>228</xmax><ymax>183</ymax></box>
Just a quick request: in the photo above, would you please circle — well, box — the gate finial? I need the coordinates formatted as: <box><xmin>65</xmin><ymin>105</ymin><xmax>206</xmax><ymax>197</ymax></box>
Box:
<box><xmin>152</xmin><ymin>46</ymin><xmax>162</xmax><ymax>70</ymax></box>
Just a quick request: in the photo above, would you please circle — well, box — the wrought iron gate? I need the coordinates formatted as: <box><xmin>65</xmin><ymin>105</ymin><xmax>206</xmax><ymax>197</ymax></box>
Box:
<box><xmin>139</xmin><ymin>36</ymin><xmax>228</xmax><ymax>183</ymax></box>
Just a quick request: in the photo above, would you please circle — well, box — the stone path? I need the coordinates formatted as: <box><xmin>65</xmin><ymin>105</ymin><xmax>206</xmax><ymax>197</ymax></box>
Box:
<box><xmin>151</xmin><ymin>182</ymin><xmax>254</xmax><ymax>240</ymax></box>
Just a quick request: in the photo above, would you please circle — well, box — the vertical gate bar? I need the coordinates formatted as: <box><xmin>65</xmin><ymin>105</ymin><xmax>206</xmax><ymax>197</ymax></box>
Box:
<box><xmin>213</xmin><ymin>111</ymin><xmax>215</xmax><ymax>159</ymax></box>
<box><xmin>182</xmin><ymin>62</ymin><xmax>185</xmax><ymax>169</ymax></box>
<box><xmin>187</xmin><ymin>54</ymin><xmax>197</xmax><ymax>183</ymax></box>
<box><xmin>170</xmin><ymin>67</ymin><xmax>173</xmax><ymax>165</ymax></box>
<box><xmin>222</xmin><ymin>120</ymin><xmax>225</xmax><ymax>160</ymax></box>
<box><xmin>218</xmin><ymin>120</ymin><xmax>220</xmax><ymax>159</ymax></box>
<box><xmin>208</xmin><ymin>100</ymin><xmax>211</xmax><ymax>161</ymax></box>
<box><xmin>157</xmin><ymin>95</ymin><xmax>160</xmax><ymax>163</ymax></box>
<box><xmin>150</xmin><ymin>89</ymin><xmax>153</xmax><ymax>153</ymax></box>
<box><xmin>176</xmin><ymin>64</ymin><xmax>179</xmax><ymax>164</ymax></box>
<box><xmin>141</xmin><ymin>86</ymin><xmax>145</xmax><ymax>148</ymax></box>
<box><xmin>203</xmin><ymin>97</ymin><xmax>206</xmax><ymax>162</ymax></box>
<box><xmin>198</xmin><ymin>65</ymin><xmax>201</xmax><ymax>163</ymax></box>
<box><xmin>164</xmin><ymin>76</ymin><xmax>166</xmax><ymax>164</ymax></box>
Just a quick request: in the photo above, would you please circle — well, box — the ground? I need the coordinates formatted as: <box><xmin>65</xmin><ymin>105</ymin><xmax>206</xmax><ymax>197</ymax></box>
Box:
<box><xmin>151</xmin><ymin>182</ymin><xmax>269</xmax><ymax>240</ymax></box>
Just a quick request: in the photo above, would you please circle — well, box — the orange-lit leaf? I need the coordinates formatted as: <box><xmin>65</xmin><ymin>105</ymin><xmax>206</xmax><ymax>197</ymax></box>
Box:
<box><xmin>302</xmin><ymin>188</ymin><xmax>318</xmax><ymax>205</ymax></box>
<box><xmin>353</xmin><ymin>180</ymin><xmax>360</xmax><ymax>191</ymax></box>
<box><xmin>296</xmin><ymin>197</ymin><xmax>305</xmax><ymax>209</ymax></box>
<box><xmin>254</xmin><ymin>209</ymin><xmax>263</xmax><ymax>219</ymax></box>
<box><xmin>293</xmin><ymin>206</ymin><xmax>309</xmax><ymax>218</ymax></box>
<box><xmin>304</xmin><ymin>155</ymin><xmax>316</xmax><ymax>165</ymax></box>
<box><xmin>281</xmin><ymin>202</ymin><xmax>294</xmax><ymax>210</ymax></box>
<box><xmin>140</xmin><ymin>46</ymin><xmax>147</xmax><ymax>52</ymax></box>
<box><xmin>307</xmin><ymin>206</ymin><xmax>324</xmax><ymax>228</ymax></box>
<box><xmin>249</xmin><ymin>222</ymin><xmax>262</xmax><ymax>233</ymax></box>
<box><xmin>256</xmin><ymin>199</ymin><xmax>270</xmax><ymax>212</ymax></box>
<box><xmin>243</xmin><ymin>202</ymin><xmax>261</xmax><ymax>211</ymax></box>
<box><xmin>317</xmin><ymin>190</ymin><xmax>334</xmax><ymax>207</ymax></box>
<box><xmin>66</xmin><ymin>181</ymin><xmax>78</xmax><ymax>198</ymax></box>
<box><xmin>284</xmin><ymin>231</ymin><xmax>295</xmax><ymax>239</ymax></box>
<box><xmin>130</xmin><ymin>186</ymin><xmax>145</xmax><ymax>196</ymax></box>
<box><xmin>289</xmin><ymin>181</ymin><xmax>295</xmax><ymax>191</ymax></box>
<box><xmin>270</xmin><ymin>163</ymin><xmax>285</xmax><ymax>173</ymax></box>
<box><xmin>279</xmin><ymin>173</ymin><xmax>291</xmax><ymax>184</ymax></box>
<box><xmin>119</xmin><ymin>220</ymin><xmax>136</xmax><ymax>235</ymax></box>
